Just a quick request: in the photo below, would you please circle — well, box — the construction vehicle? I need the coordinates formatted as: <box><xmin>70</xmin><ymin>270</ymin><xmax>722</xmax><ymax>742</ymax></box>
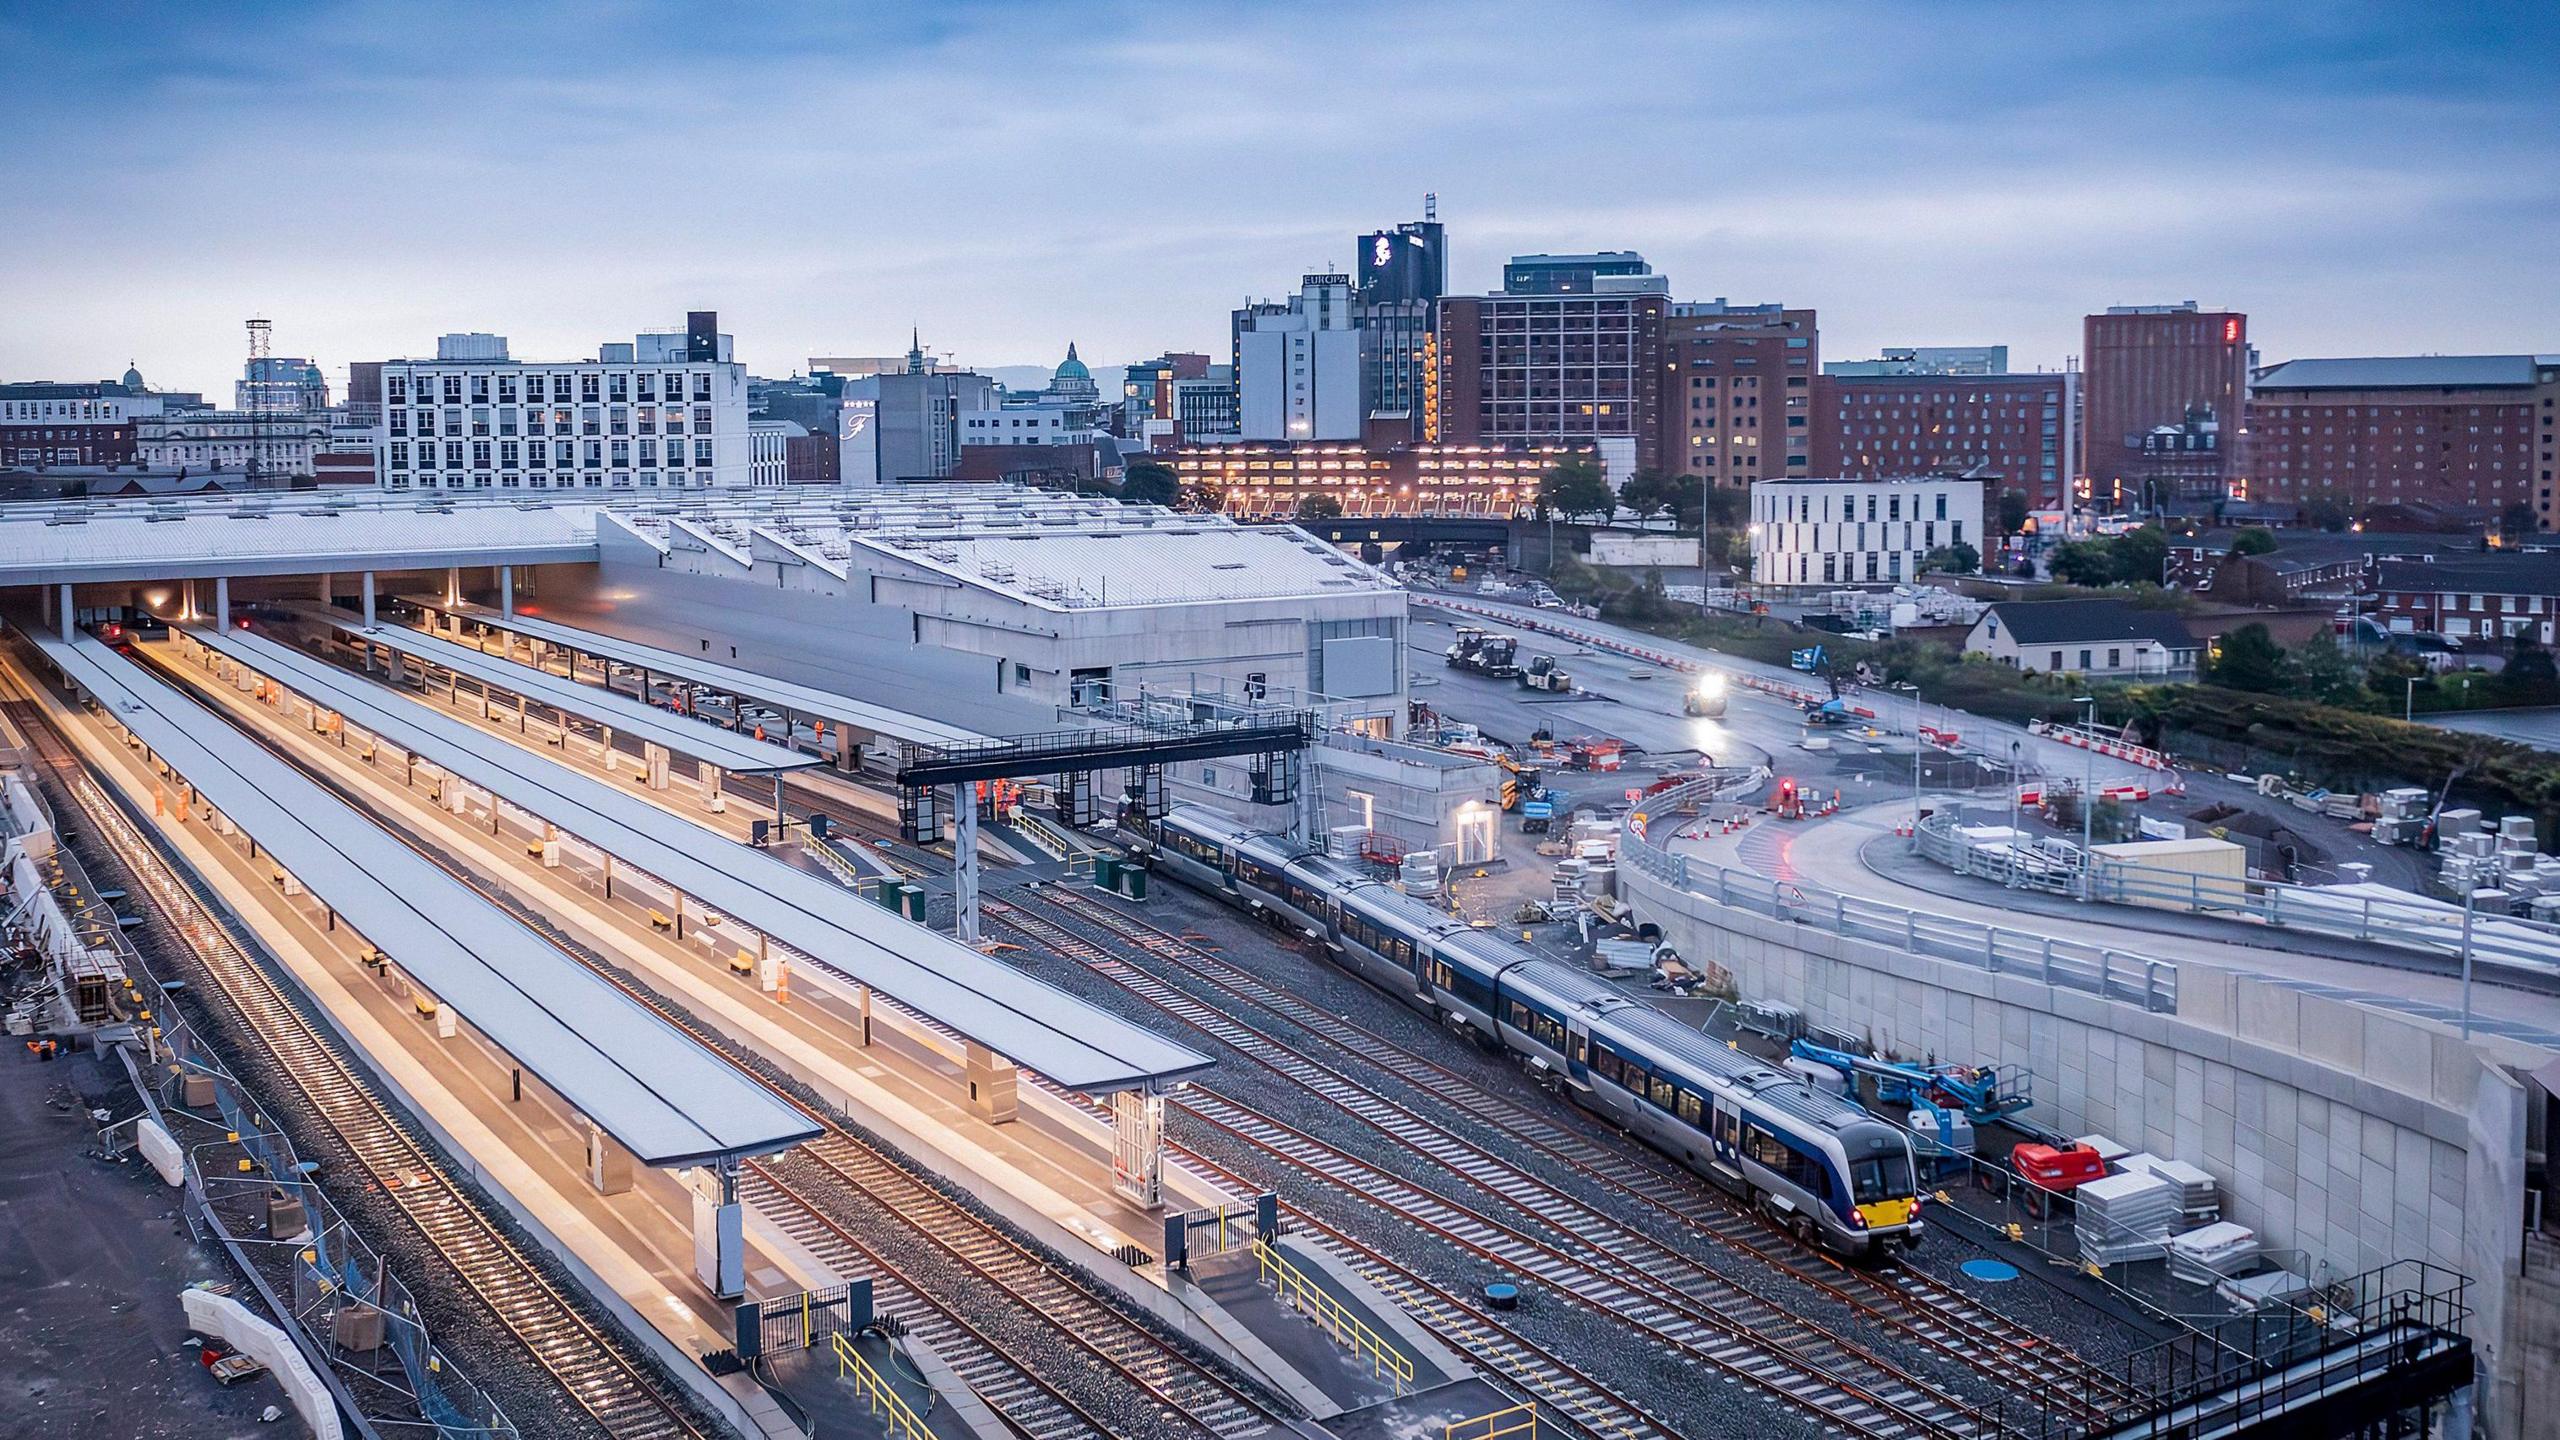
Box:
<box><xmin>1682</xmin><ymin>670</ymin><xmax>1729</xmax><ymax>717</ymax></box>
<box><xmin>1445</xmin><ymin>626</ymin><xmax>1521</xmax><ymax>678</ymax></box>
<box><xmin>1802</xmin><ymin>697</ymin><xmax>1853</xmax><ymax>728</ymax></box>
<box><xmin>1497</xmin><ymin>755</ymin><xmax>1561</xmax><ymax>830</ymax></box>
<box><xmin>1519</xmin><ymin>654</ymin><xmax>1574</xmax><ymax>693</ymax></box>
<box><xmin>1789</xmin><ymin>1038</ymin><xmax>2038</xmax><ymax>1176</ymax></box>
<box><xmin>1561</xmin><ymin>736</ymin><xmax>1626</xmax><ymax>772</ymax></box>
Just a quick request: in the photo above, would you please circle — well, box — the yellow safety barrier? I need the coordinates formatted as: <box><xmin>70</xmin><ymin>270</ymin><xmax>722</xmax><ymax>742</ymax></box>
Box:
<box><xmin>1253</xmin><ymin>1239</ymin><xmax>1415</xmax><ymax>1394</ymax></box>
<box><xmin>831</xmin><ymin>1331</ymin><xmax>934</xmax><ymax>1440</ymax></box>
<box><xmin>1448</xmin><ymin>1403</ymin><xmax>1537</xmax><ymax>1440</ymax></box>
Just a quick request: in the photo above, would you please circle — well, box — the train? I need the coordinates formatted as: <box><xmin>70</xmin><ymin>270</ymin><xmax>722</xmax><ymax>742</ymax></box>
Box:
<box><xmin>1135</xmin><ymin>805</ymin><xmax>1923</xmax><ymax>1260</ymax></box>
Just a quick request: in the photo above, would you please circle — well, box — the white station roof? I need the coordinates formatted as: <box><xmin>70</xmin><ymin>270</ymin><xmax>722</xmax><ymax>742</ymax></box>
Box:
<box><xmin>29</xmin><ymin>628</ymin><xmax>820</xmax><ymax>1166</ymax></box>
<box><xmin>189</xmin><ymin>624</ymin><xmax>1213</xmax><ymax>1093</ymax></box>
<box><xmin>292</xmin><ymin>605</ymin><xmax>818</xmax><ymax>775</ymax></box>
<box><xmin>407</xmin><ymin>599</ymin><xmax>991</xmax><ymax>749</ymax></box>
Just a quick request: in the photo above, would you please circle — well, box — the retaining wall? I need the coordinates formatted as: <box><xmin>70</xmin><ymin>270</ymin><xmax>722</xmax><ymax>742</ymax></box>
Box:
<box><xmin>1620</xmin><ymin>851</ymin><xmax>2531</xmax><ymax>1432</ymax></box>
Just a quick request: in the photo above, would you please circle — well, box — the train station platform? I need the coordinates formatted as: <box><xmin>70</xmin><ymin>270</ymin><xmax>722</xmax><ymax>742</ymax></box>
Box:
<box><xmin>150</xmin><ymin>631</ymin><xmax>1458</xmax><ymax>1424</ymax></box>
<box><xmin>24</xmin><ymin>625</ymin><xmax>818</xmax><ymax>1169</ymax></box>
<box><xmin>288</xmin><ymin>603</ymin><xmax>819</xmax><ymax>775</ymax></box>
<box><xmin>182</xmin><ymin>621</ymin><xmax>1212</xmax><ymax>1096</ymax></box>
<box><xmin>401</xmin><ymin>597</ymin><xmax>991</xmax><ymax>751</ymax></box>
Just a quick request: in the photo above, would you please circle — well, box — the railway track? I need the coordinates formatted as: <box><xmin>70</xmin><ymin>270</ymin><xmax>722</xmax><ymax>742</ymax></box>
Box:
<box><xmin>1027</xmin><ymin>885</ymin><xmax>2145</xmax><ymax>1430</ymax></box>
<box><xmin>0</xmin><ymin>682</ymin><xmax>712</xmax><ymax>1440</ymax></box>
<box><xmin>115</xmin><ymin>646</ymin><xmax>1288</xmax><ymax>1440</ymax></box>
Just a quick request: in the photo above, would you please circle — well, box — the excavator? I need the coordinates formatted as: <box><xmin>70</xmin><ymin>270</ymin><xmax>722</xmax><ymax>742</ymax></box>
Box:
<box><xmin>1518</xmin><ymin>654</ymin><xmax>1573</xmax><ymax>693</ymax></box>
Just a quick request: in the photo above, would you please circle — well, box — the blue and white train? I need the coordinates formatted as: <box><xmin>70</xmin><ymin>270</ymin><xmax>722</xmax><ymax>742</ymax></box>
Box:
<box><xmin>1137</xmin><ymin>805</ymin><xmax>1922</xmax><ymax>1260</ymax></box>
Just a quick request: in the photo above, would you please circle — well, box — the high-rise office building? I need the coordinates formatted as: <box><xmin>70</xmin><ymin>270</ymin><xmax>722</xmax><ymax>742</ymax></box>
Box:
<box><xmin>2083</xmin><ymin>302</ymin><xmax>2250</xmax><ymax>502</ymax></box>
<box><xmin>1356</xmin><ymin>200</ymin><xmax>1447</xmax><ymax>306</ymax></box>
<box><xmin>2247</xmin><ymin>356</ymin><xmax>2560</xmax><ymax>521</ymax></box>
<box><xmin>1437</xmin><ymin>272</ymin><xmax>1671</xmax><ymax>472</ymax></box>
<box><xmin>1810</xmin><ymin>369</ymin><xmax>2076</xmax><ymax>506</ymax></box>
<box><xmin>1235</xmin><ymin>273</ymin><xmax>1365</xmax><ymax>441</ymax></box>
<box><xmin>873</xmin><ymin>332</ymin><xmax>996</xmax><ymax>481</ymax></box>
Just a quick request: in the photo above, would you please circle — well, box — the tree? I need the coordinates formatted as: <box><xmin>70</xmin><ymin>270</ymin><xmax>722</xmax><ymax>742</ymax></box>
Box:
<box><xmin>1702</xmin><ymin>486</ymin><xmax>1747</xmax><ymax>532</ymax></box>
<box><xmin>1118</xmin><ymin>461</ymin><xmax>1178</xmax><ymax>507</ymax></box>
<box><xmin>2049</xmin><ymin>539</ymin><xmax>2117</xmax><ymax>588</ymax></box>
<box><xmin>1537</xmin><ymin>454</ymin><xmax>1613</xmax><ymax>523</ymax></box>
<box><xmin>2209</xmin><ymin>623</ymin><xmax>2288</xmax><ymax>693</ymax></box>
<box><xmin>2229</xmin><ymin>527</ymin><xmax>2278</xmax><ymax>556</ymax></box>
<box><xmin>2503</xmin><ymin>631</ymin><xmax>2559</xmax><ymax>702</ymax></box>
<box><xmin>1294</xmin><ymin>493</ymin><xmax>1343</xmax><ymax>521</ymax></box>
<box><xmin>1996</xmin><ymin>489</ymin><xmax>2030</xmax><ymax>537</ymax></box>
<box><xmin>1617</xmin><ymin>468</ymin><xmax>1681</xmax><ymax>525</ymax></box>
<box><xmin>1922</xmin><ymin>541</ymin><xmax>1980</xmax><ymax>575</ymax></box>
<box><xmin>2286</xmin><ymin>631</ymin><xmax>2367</xmax><ymax>707</ymax></box>
<box><xmin>2302</xmin><ymin>489</ymin><xmax>2352</xmax><ymax>533</ymax></box>
<box><xmin>2111</xmin><ymin>525</ymin><xmax>2168</xmax><ymax>587</ymax></box>
<box><xmin>2501</xmin><ymin>502</ymin><xmax>2539</xmax><ymax>540</ymax></box>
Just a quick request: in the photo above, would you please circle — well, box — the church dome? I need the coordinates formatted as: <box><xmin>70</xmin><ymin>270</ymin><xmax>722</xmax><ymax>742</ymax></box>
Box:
<box><xmin>1054</xmin><ymin>342</ymin><xmax>1090</xmax><ymax>382</ymax></box>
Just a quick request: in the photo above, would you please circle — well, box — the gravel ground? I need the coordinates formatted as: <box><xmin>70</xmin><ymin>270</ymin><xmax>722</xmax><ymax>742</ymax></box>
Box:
<box><xmin>993</xmin><ymin>876</ymin><xmax>2149</xmax><ymax>1439</ymax></box>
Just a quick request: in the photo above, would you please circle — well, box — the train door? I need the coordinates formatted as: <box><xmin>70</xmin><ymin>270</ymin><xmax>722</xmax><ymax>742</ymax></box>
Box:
<box><xmin>1706</xmin><ymin>1097</ymin><xmax>1748</xmax><ymax>1192</ymax></box>
<box><xmin>1563</xmin><ymin>1016</ymin><xmax>1592</xmax><ymax>1084</ymax></box>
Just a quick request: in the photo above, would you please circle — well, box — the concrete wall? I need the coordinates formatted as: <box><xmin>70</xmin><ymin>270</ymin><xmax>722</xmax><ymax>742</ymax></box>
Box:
<box><xmin>1587</xmin><ymin>531</ymin><xmax>1703</xmax><ymax>568</ymax></box>
<box><xmin>1621</xmin><ymin>857</ymin><xmax>2531</xmax><ymax>1432</ymax></box>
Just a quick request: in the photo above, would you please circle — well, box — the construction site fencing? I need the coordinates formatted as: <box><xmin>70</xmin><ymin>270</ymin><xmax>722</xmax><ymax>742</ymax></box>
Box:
<box><xmin>41</xmin><ymin>761</ymin><xmax>517</xmax><ymax>1439</ymax></box>
<box><xmin>1914</xmin><ymin>811</ymin><xmax>2560</xmax><ymax>976</ymax></box>
<box><xmin>1624</xmin><ymin>779</ymin><xmax>2178</xmax><ymax>1013</ymax></box>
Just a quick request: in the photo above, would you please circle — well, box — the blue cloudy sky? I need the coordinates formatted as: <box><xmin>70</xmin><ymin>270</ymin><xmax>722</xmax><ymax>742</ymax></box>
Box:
<box><xmin>3</xmin><ymin>1</ymin><xmax>2555</xmax><ymax>396</ymax></box>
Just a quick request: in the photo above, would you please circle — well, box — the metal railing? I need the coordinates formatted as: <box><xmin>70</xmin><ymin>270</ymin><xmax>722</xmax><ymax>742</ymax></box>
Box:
<box><xmin>1624</xmin><ymin>779</ymin><xmax>2178</xmax><ymax>1013</ymax></box>
<box><xmin>1447</xmin><ymin>1401</ymin><xmax>1538</xmax><ymax>1440</ymax></box>
<box><xmin>1914</xmin><ymin>810</ymin><xmax>2560</xmax><ymax>977</ymax></box>
<box><xmin>832</xmin><ymin>1332</ymin><xmax>935</xmax><ymax>1440</ymax></box>
<box><xmin>1253</xmin><ymin>1238</ymin><xmax>1416</xmax><ymax>1394</ymax></box>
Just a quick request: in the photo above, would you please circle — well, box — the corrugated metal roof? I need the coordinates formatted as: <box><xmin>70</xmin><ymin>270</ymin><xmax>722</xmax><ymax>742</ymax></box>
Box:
<box><xmin>851</xmin><ymin>526</ymin><xmax>1394</xmax><ymax>609</ymax></box>
<box><xmin>2252</xmin><ymin>355</ymin><xmax>2542</xmax><ymax>391</ymax></box>
<box><xmin>196</xmin><ymin>624</ymin><xmax>1214</xmax><ymax>1092</ymax></box>
<box><xmin>35</xmin><ymin>629</ymin><xmax>818</xmax><ymax>1165</ymax></box>
<box><xmin>0</xmin><ymin>491</ymin><xmax>601</xmax><ymax>583</ymax></box>
<box><xmin>411</xmin><ymin>601</ymin><xmax>989</xmax><ymax>748</ymax></box>
<box><xmin>295</xmin><ymin>606</ymin><xmax>820</xmax><ymax>773</ymax></box>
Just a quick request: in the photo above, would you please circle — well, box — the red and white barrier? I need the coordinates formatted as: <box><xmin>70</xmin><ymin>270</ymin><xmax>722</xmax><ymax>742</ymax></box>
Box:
<box><xmin>2028</xmin><ymin>719</ymin><xmax>2174</xmax><ymax>772</ymax></box>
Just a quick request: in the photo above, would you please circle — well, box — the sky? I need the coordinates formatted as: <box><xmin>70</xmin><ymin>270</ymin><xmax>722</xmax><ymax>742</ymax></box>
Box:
<box><xmin>3</xmin><ymin>0</ymin><xmax>2556</xmax><ymax>398</ymax></box>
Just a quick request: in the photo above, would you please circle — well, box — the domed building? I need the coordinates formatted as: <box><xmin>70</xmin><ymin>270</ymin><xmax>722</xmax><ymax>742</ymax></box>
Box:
<box><xmin>1045</xmin><ymin>343</ymin><xmax>1099</xmax><ymax>406</ymax></box>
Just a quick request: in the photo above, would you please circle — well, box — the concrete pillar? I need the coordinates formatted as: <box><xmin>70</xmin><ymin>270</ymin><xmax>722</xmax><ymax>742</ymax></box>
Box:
<box><xmin>645</xmin><ymin>742</ymin><xmax>670</xmax><ymax>790</ymax></box>
<box><xmin>836</xmin><ymin>725</ymin><xmax>860</xmax><ymax>774</ymax></box>
<box><xmin>965</xmin><ymin>1041</ymin><xmax>1018</xmax><ymax>1124</ymax></box>
<box><xmin>1110</xmin><ymin>1089</ymin><xmax>1166</xmax><ymax>1208</ymax></box>
<box><xmin>691</xmin><ymin>1160</ymin><xmax>744</xmax><ymax>1299</ymax></box>
<box><xmin>856</xmin><ymin>983</ymin><xmax>874</xmax><ymax>1048</ymax></box>
<box><xmin>360</xmin><ymin>572</ymin><xmax>377</xmax><ymax>631</ymax></box>
<box><xmin>584</xmin><ymin>1121</ymin><xmax>633</xmax><ymax>1196</ymax></box>
<box><xmin>444</xmin><ymin>566</ymin><xmax>460</xmax><ymax>606</ymax></box>
<box><xmin>181</xmin><ymin>579</ymin><xmax>197</xmax><ymax>621</ymax></box>
<box><xmin>499</xmin><ymin>565</ymin><xmax>514</xmax><ymax>617</ymax></box>
<box><xmin>56</xmin><ymin>583</ymin><xmax>72</xmax><ymax>643</ymax></box>
<box><xmin>317</xmin><ymin>572</ymin><xmax>334</xmax><ymax>606</ymax></box>
<box><xmin>955</xmin><ymin>786</ymin><xmax>981</xmax><ymax>945</ymax></box>
<box><xmin>213</xmin><ymin>576</ymin><xmax>230</xmax><ymax>630</ymax></box>
<box><xmin>701</xmin><ymin>761</ymin><xmax>726</xmax><ymax>814</ymax></box>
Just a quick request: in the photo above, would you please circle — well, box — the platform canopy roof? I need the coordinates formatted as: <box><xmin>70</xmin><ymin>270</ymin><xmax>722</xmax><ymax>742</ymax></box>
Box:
<box><xmin>408</xmin><ymin>599</ymin><xmax>992</xmax><ymax>749</ymax></box>
<box><xmin>292</xmin><ymin>604</ymin><xmax>819</xmax><ymax>774</ymax></box>
<box><xmin>189</xmin><ymin>623</ymin><xmax>1215</xmax><ymax>1093</ymax></box>
<box><xmin>29</xmin><ymin>628</ymin><xmax>820</xmax><ymax>1166</ymax></box>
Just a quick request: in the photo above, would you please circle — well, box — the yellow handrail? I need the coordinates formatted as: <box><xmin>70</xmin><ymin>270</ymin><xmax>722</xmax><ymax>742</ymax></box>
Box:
<box><xmin>1449</xmin><ymin>1402</ymin><xmax>1538</xmax><ymax>1440</ymax></box>
<box><xmin>1253</xmin><ymin>1239</ymin><xmax>1415</xmax><ymax>1394</ymax></box>
<box><xmin>832</xmin><ymin>1331</ymin><xmax>933</xmax><ymax>1440</ymax></box>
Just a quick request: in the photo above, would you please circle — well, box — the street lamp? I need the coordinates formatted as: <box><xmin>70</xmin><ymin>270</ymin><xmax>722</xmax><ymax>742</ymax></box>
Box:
<box><xmin>2075</xmin><ymin>695</ymin><xmax>2096</xmax><ymax>900</ymax></box>
<box><xmin>2405</xmin><ymin>674</ymin><xmax>2418</xmax><ymax>724</ymax></box>
<box><xmin>1894</xmin><ymin>681</ymin><xmax>1922</xmax><ymax>849</ymax></box>
<box><xmin>2007</xmin><ymin>738</ymin><xmax>2024</xmax><ymax>888</ymax></box>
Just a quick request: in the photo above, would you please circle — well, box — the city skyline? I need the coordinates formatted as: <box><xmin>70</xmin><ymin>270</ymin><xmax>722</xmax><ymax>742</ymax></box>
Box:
<box><xmin>4</xmin><ymin>1</ymin><xmax>2557</xmax><ymax>395</ymax></box>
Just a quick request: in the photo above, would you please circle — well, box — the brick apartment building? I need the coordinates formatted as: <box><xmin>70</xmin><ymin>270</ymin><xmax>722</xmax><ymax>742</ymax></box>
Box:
<box><xmin>1435</xmin><ymin>285</ymin><xmax>1669</xmax><ymax>472</ymax></box>
<box><xmin>2373</xmin><ymin>552</ymin><xmax>2560</xmax><ymax>644</ymax></box>
<box><xmin>1657</xmin><ymin>301</ymin><xmax>1815</xmax><ymax>491</ymax></box>
<box><xmin>2246</xmin><ymin>355</ymin><xmax>2560</xmax><ymax>524</ymax></box>
<box><xmin>2082</xmin><ymin>303</ymin><xmax>2251</xmax><ymax>503</ymax></box>
<box><xmin>1808</xmin><ymin>368</ymin><xmax>2076</xmax><ymax>505</ymax></box>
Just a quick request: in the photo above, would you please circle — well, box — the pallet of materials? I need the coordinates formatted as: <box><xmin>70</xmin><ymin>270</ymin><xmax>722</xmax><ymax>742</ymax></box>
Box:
<box><xmin>2166</xmin><ymin>1221</ymin><xmax>2259</xmax><ymax>1286</ymax></box>
<box><xmin>2076</xmin><ymin>1171</ymin><xmax>2178</xmax><ymax>1266</ymax></box>
<box><xmin>2119</xmin><ymin>1153</ymin><xmax>2222</xmax><ymax>1227</ymax></box>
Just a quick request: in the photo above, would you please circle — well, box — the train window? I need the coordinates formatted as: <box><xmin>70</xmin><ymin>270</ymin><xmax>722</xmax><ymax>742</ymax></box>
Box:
<box><xmin>1504</xmin><ymin>1001</ymin><xmax>1529</xmax><ymax>1031</ymax></box>
<box><xmin>1743</xmin><ymin>1123</ymin><xmax>1790</xmax><ymax>1169</ymax></box>
<box><xmin>1590</xmin><ymin>1048</ymin><xmax>1621</xmax><ymax>1084</ymax></box>
<box><xmin>1534</xmin><ymin>1015</ymin><xmax>1564</xmax><ymax>1048</ymax></box>
<box><xmin>1569</xmin><ymin>1034</ymin><xmax>1588</xmax><ymax>1066</ymax></box>
<box><xmin>1622</xmin><ymin>1062</ymin><xmax>1650</xmax><ymax>1099</ymax></box>
<box><xmin>1677</xmin><ymin>1089</ymin><xmax>1704</xmax><ymax>1127</ymax></box>
<box><xmin>1716</xmin><ymin>1109</ymin><xmax>1739</xmax><ymax>1149</ymax></box>
<box><xmin>1851</xmin><ymin>1154</ymin><xmax>1912</xmax><ymax>1204</ymax></box>
<box><xmin>1648</xmin><ymin>1076</ymin><xmax>1677</xmax><ymax>1111</ymax></box>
